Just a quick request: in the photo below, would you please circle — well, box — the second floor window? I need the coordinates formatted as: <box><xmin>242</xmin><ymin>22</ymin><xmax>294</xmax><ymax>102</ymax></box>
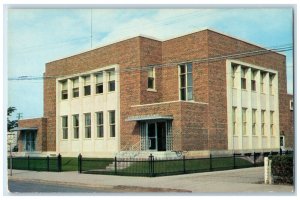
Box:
<box><xmin>108</xmin><ymin>70</ymin><xmax>115</xmax><ymax>92</ymax></box>
<box><xmin>251</xmin><ymin>70</ymin><xmax>257</xmax><ymax>91</ymax></box>
<box><xmin>95</xmin><ymin>72</ymin><xmax>104</xmax><ymax>94</ymax></box>
<box><xmin>260</xmin><ymin>72</ymin><xmax>265</xmax><ymax>93</ymax></box>
<box><xmin>269</xmin><ymin>74</ymin><xmax>274</xmax><ymax>95</ymax></box>
<box><xmin>179</xmin><ymin>63</ymin><xmax>193</xmax><ymax>101</ymax></box>
<box><xmin>147</xmin><ymin>67</ymin><xmax>155</xmax><ymax>89</ymax></box>
<box><xmin>61</xmin><ymin>80</ymin><xmax>68</xmax><ymax>100</ymax></box>
<box><xmin>83</xmin><ymin>76</ymin><xmax>91</xmax><ymax>96</ymax></box>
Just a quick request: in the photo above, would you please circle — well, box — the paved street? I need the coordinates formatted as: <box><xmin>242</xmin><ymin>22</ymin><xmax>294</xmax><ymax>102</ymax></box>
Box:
<box><xmin>6</xmin><ymin>167</ymin><xmax>294</xmax><ymax>194</ymax></box>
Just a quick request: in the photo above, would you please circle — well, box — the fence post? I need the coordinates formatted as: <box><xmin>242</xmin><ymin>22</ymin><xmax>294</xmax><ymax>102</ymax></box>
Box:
<box><xmin>78</xmin><ymin>153</ymin><xmax>82</xmax><ymax>173</ymax></box>
<box><xmin>57</xmin><ymin>154</ymin><xmax>62</xmax><ymax>172</ymax></box>
<box><xmin>114</xmin><ymin>156</ymin><xmax>117</xmax><ymax>175</ymax></box>
<box><xmin>209</xmin><ymin>154</ymin><xmax>212</xmax><ymax>171</ymax></box>
<box><xmin>183</xmin><ymin>155</ymin><xmax>186</xmax><ymax>174</ymax></box>
<box><xmin>233</xmin><ymin>153</ymin><xmax>236</xmax><ymax>169</ymax></box>
<box><xmin>149</xmin><ymin>154</ymin><xmax>154</xmax><ymax>177</ymax></box>
<box><xmin>27</xmin><ymin>155</ymin><xmax>30</xmax><ymax>170</ymax></box>
<box><xmin>47</xmin><ymin>156</ymin><xmax>50</xmax><ymax>171</ymax></box>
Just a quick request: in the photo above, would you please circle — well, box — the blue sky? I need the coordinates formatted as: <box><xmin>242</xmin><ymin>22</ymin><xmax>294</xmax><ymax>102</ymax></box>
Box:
<box><xmin>6</xmin><ymin>8</ymin><xmax>293</xmax><ymax>119</ymax></box>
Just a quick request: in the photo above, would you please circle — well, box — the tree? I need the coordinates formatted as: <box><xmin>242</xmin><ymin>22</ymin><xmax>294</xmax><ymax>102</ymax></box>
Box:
<box><xmin>7</xmin><ymin>106</ymin><xmax>18</xmax><ymax>131</ymax></box>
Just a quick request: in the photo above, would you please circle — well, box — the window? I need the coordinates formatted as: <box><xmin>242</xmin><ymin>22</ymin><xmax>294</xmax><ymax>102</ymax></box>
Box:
<box><xmin>95</xmin><ymin>72</ymin><xmax>103</xmax><ymax>94</ymax></box>
<box><xmin>260</xmin><ymin>72</ymin><xmax>265</xmax><ymax>93</ymax></box>
<box><xmin>251</xmin><ymin>70</ymin><xmax>257</xmax><ymax>91</ymax></box>
<box><xmin>241</xmin><ymin>67</ymin><xmax>247</xmax><ymax>90</ymax></box>
<box><xmin>72</xmin><ymin>78</ymin><xmax>79</xmax><ymax>98</ymax></box>
<box><xmin>261</xmin><ymin>110</ymin><xmax>265</xmax><ymax>135</ymax></box>
<box><xmin>61</xmin><ymin>116</ymin><xmax>68</xmax><ymax>139</ymax></box>
<box><xmin>270</xmin><ymin>111</ymin><xmax>274</xmax><ymax>135</ymax></box>
<box><xmin>83</xmin><ymin>76</ymin><xmax>91</xmax><ymax>96</ymax></box>
<box><xmin>73</xmin><ymin>114</ymin><xmax>79</xmax><ymax>139</ymax></box>
<box><xmin>269</xmin><ymin>74</ymin><xmax>274</xmax><ymax>95</ymax></box>
<box><xmin>179</xmin><ymin>63</ymin><xmax>193</xmax><ymax>101</ymax></box>
<box><xmin>232</xmin><ymin>107</ymin><xmax>237</xmax><ymax>135</ymax></box>
<box><xmin>147</xmin><ymin>67</ymin><xmax>155</xmax><ymax>89</ymax></box>
<box><xmin>108</xmin><ymin>70</ymin><xmax>115</xmax><ymax>92</ymax></box>
<box><xmin>109</xmin><ymin>110</ymin><xmax>116</xmax><ymax>137</ymax></box>
<box><xmin>231</xmin><ymin>64</ymin><xmax>237</xmax><ymax>88</ymax></box>
<box><xmin>252</xmin><ymin>109</ymin><xmax>256</xmax><ymax>135</ymax></box>
<box><xmin>242</xmin><ymin>108</ymin><xmax>247</xmax><ymax>135</ymax></box>
<box><xmin>96</xmin><ymin>112</ymin><xmax>104</xmax><ymax>138</ymax></box>
<box><xmin>61</xmin><ymin>80</ymin><xmax>68</xmax><ymax>100</ymax></box>
<box><xmin>84</xmin><ymin>113</ymin><xmax>91</xmax><ymax>138</ymax></box>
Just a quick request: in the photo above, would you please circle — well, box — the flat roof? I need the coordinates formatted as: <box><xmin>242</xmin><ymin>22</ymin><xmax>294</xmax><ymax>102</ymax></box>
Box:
<box><xmin>10</xmin><ymin>127</ymin><xmax>38</xmax><ymax>131</ymax></box>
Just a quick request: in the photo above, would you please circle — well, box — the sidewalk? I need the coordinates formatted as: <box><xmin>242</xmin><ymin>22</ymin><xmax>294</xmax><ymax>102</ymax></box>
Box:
<box><xmin>7</xmin><ymin>167</ymin><xmax>294</xmax><ymax>193</ymax></box>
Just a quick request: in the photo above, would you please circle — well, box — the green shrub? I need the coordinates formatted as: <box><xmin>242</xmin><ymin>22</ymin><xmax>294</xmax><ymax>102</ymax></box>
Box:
<box><xmin>271</xmin><ymin>155</ymin><xmax>294</xmax><ymax>184</ymax></box>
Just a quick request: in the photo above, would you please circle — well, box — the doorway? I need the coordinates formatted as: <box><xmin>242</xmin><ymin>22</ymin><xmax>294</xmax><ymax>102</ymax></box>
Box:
<box><xmin>147</xmin><ymin>122</ymin><xmax>166</xmax><ymax>151</ymax></box>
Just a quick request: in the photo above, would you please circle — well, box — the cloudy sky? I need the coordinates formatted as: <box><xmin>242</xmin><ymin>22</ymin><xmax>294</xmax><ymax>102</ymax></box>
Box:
<box><xmin>6</xmin><ymin>7</ymin><xmax>293</xmax><ymax>119</ymax></box>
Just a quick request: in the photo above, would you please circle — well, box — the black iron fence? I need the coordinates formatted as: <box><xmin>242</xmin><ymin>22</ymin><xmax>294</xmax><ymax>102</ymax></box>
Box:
<box><xmin>7</xmin><ymin>154</ymin><xmax>62</xmax><ymax>172</ymax></box>
<box><xmin>78</xmin><ymin>151</ymin><xmax>287</xmax><ymax>177</ymax></box>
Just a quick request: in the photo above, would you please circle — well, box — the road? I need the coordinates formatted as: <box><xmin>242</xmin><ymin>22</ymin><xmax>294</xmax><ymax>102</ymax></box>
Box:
<box><xmin>8</xmin><ymin>180</ymin><xmax>112</xmax><ymax>193</ymax></box>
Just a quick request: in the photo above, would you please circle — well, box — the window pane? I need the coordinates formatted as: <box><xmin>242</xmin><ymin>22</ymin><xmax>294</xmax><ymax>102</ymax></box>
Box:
<box><xmin>73</xmin><ymin>78</ymin><xmax>79</xmax><ymax>88</ymax></box>
<box><xmin>96</xmin><ymin>73</ymin><xmax>103</xmax><ymax>83</ymax></box>
<box><xmin>180</xmin><ymin>65</ymin><xmax>185</xmax><ymax>74</ymax></box>
<box><xmin>180</xmin><ymin>75</ymin><xmax>186</xmax><ymax>87</ymax></box>
<box><xmin>187</xmin><ymin>63</ymin><xmax>192</xmax><ymax>73</ymax></box>
<box><xmin>108</xmin><ymin>70</ymin><xmax>115</xmax><ymax>81</ymax></box>
<box><xmin>148</xmin><ymin>77</ymin><xmax>154</xmax><ymax>89</ymax></box>
<box><xmin>61</xmin><ymin>80</ymin><xmax>68</xmax><ymax>90</ymax></box>
<box><xmin>62</xmin><ymin>116</ymin><xmax>68</xmax><ymax>127</ymax></box>
<box><xmin>251</xmin><ymin>80</ymin><xmax>256</xmax><ymax>91</ymax></box>
<box><xmin>148</xmin><ymin>123</ymin><xmax>155</xmax><ymax>137</ymax></box>
<box><xmin>108</xmin><ymin>81</ymin><xmax>115</xmax><ymax>92</ymax></box>
<box><xmin>147</xmin><ymin>67</ymin><xmax>154</xmax><ymax>77</ymax></box>
<box><xmin>110</xmin><ymin>111</ymin><xmax>115</xmax><ymax>124</ymax></box>
<box><xmin>84</xmin><ymin>76</ymin><xmax>90</xmax><ymax>85</ymax></box>
<box><xmin>241</xmin><ymin>78</ymin><xmax>246</xmax><ymax>89</ymax></box>
<box><xmin>110</xmin><ymin>125</ymin><xmax>115</xmax><ymax>137</ymax></box>
<box><xmin>180</xmin><ymin>88</ymin><xmax>186</xmax><ymax>100</ymax></box>
<box><xmin>73</xmin><ymin>88</ymin><xmax>79</xmax><ymax>97</ymax></box>
<box><xmin>97</xmin><ymin>126</ymin><xmax>104</xmax><ymax>138</ymax></box>
<box><xmin>84</xmin><ymin>85</ymin><xmax>91</xmax><ymax>95</ymax></box>
<box><xmin>73</xmin><ymin>115</ymin><xmax>79</xmax><ymax>126</ymax></box>
<box><xmin>187</xmin><ymin>73</ymin><xmax>193</xmax><ymax>87</ymax></box>
<box><xmin>85</xmin><ymin>114</ymin><xmax>91</xmax><ymax>125</ymax></box>
<box><xmin>96</xmin><ymin>83</ymin><xmax>103</xmax><ymax>94</ymax></box>
<box><xmin>187</xmin><ymin>87</ymin><xmax>193</xmax><ymax>100</ymax></box>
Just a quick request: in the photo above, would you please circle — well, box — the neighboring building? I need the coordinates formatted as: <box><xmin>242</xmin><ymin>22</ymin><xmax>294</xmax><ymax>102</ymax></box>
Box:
<box><xmin>15</xmin><ymin>29</ymin><xmax>294</xmax><ymax>157</ymax></box>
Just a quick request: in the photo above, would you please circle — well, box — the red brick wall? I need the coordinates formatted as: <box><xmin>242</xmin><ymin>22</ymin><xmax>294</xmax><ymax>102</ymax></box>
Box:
<box><xmin>17</xmin><ymin>118</ymin><xmax>47</xmax><ymax>152</ymax></box>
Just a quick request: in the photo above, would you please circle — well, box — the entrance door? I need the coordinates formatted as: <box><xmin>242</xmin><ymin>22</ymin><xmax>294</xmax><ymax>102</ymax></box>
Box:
<box><xmin>22</xmin><ymin>130</ymin><xmax>37</xmax><ymax>151</ymax></box>
<box><xmin>157</xmin><ymin>122</ymin><xmax>166</xmax><ymax>151</ymax></box>
<box><xmin>146</xmin><ymin>121</ymin><xmax>167</xmax><ymax>151</ymax></box>
<box><xmin>147</xmin><ymin>123</ymin><xmax>157</xmax><ymax>150</ymax></box>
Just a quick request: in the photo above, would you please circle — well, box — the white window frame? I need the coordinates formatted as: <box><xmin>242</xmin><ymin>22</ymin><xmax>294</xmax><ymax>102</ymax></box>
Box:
<box><xmin>61</xmin><ymin>80</ymin><xmax>68</xmax><ymax>100</ymax></box>
<box><xmin>84</xmin><ymin>113</ymin><xmax>91</xmax><ymax>138</ymax></box>
<box><xmin>95</xmin><ymin>72</ymin><xmax>104</xmax><ymax>94</ymax></box>
<box><xmin>179</xmin><ymin>63</ymin><xmax>193</xmax><ymax>101</ymax></box>
<box><xmin>61</xmin><ymin>116</ymin><xmax>68</xmax><ymax>140</ymax></box>
<box><xmin>96</xmin><ymin>112</ymin><xmax>104</xmax><ymax>138</ymax></box>
<box><xmin>147</xmin><ymin>67</ymin><xmax>156</xmax><ymax>90</ymax></box>
<box><xmin>73</xmin><ymin>114</ymin><xmax>79</xmax><ymax>139</ymax></box>
<box><xmin>109</xmin><ymin>110</ymin><xmax>116</xmax><ymax>137</ymax></box>
<box><xmin>242</xmin><ymin>108</ymin><xmax>247</xmax><ymax>135</ymax></box>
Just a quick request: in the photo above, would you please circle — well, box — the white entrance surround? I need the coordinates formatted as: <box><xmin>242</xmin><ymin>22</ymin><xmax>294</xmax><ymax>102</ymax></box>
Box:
<box><xmin>226</xmin><ymin>59</ymin><xmax>280</xmax><ymax>152</ymax></box>
<box><xmin>56</xmin><ymin>65</ymin><xmax>120</xmax><ymax>158</ymax></box>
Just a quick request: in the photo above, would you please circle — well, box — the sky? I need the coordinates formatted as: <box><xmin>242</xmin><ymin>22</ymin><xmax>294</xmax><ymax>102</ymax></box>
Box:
<box><xmin>5</xmin><ymin>7</ymin><xmax>294</xmax><ymax>120</ymax></box>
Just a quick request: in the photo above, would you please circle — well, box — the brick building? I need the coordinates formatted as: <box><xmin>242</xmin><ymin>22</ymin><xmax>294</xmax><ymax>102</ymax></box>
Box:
<box><xmin>15</xmin><ymin>29</ymin><xmax>294</xmax><ymax>157</ymax></box>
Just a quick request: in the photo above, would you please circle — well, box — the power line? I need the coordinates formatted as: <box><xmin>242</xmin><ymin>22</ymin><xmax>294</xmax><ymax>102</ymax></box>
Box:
<box><xmin>8</xmin><ymin>44</ymin><xmax>293</xmax><ymax>81</ymax></box>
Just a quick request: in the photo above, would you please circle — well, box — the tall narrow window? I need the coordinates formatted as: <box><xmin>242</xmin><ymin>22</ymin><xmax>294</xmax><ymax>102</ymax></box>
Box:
<box><xmin>61</xmin><ymin>116</ymin><xmax>68</xmax><ymax>139</ymax></box>
<box><xmin>269</xmin><ymin>74</ymin><xmax>274</xmax><ymax>95</ymax></box>
<box><xmin>231</xmin><ymin>64</ymin><xmax>237</xmax><ymax>88</ymax></box>
<box><xmin>108</xmin><ymin>70</ymin><xmax>115</xmax><ymax>92</ymax></box>
<box><xmin>261</xmin><ymin>110</ymin><xmax>265</xmax><ymax>135</ymax></box>
<box><xmin>260</xmin><ymin>72</ymin><xmax>265</xmax><ymax>93</ymax></box>
<box><xmin>242</xmin><ymin>108</ymin><xmax>247</xmax><ymax>135</ymax></box>
<box><xmin>109</xmin><ymin>110</ymin><xmax>116</xmax><ymax>137</ymax></box>
<box><xmin>61</xmin><ymin>80</ymin><xmax>68</xmax><ymax>100</ymax></box>
<box><xmin>72</xmin><ymin>78</ymin><xmax>79</xmax><ymax>98</ymax></box>
<box><xmin>241</xmin><ymin>67</ymin><xmax>247</xmax><ymax>90</ymax></box>
<box><xmin>179</xmin><ymin>63</ymin><xmax>193</xmax><ymax>101</ymax></box>
<box><xmin>84</xmin><ymin>113</ymin><xmax>91</xmax><ymax>138</ymax></box>
<box><xmin>252</xmin><ymin>109</ymin><xmax>256</xmax><ymax>135</ymax></box>
<box><xmin>147</xmin><ymin>67</ymin><xmax>155</xmax><ymax>89</ymax></box>
<box><xmin>96</xmin><ymin>112</ymin><xmax>104</xmax><ymax>138</ymax></box>
<box><xmin>95</xmin><ymin>72</ymin><xmax>103</xmax><ymax>94</ymax></box>
<box><xmin>251</xmin><ymin>70</ymin><xmax>257</xmax><ymax>91</ymax></box>
<box><xmin>73</xmin><ymin>114</ymin><xmax>79</xmax><ymax>139</ymax></box>
<box><xmin>83</xmin><ymin>75</ymin><xmax>91</xmax><ymax>96</ymax></box>
<box><xmin>232</xmin><ymin>107</ymin><xmax>237</xmax><ymax>135</ymax></box>
<box><xmin>270</xmin><ymin>111</ymin><xmax>274</xmax><ymax>135</ymax></box>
